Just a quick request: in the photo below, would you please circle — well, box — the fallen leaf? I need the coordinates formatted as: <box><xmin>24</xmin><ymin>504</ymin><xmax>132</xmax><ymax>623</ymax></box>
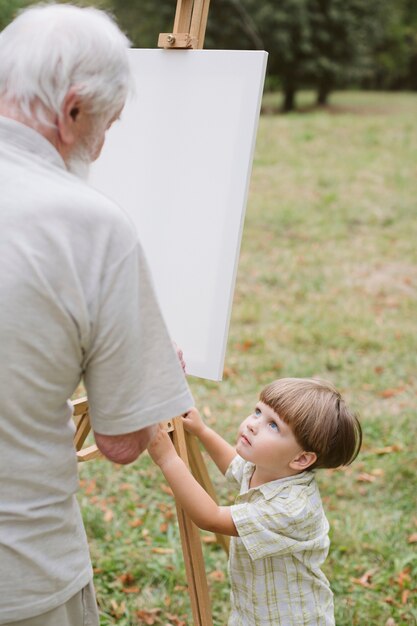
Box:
<box><xmin>129</xmin><ymin>518</ymin><xmax>143</xmax><ymax>528</ymax></box>
<box><xmin>371</xmin><ymin>468</ymin><xmax>384</xmax><ymax>477</ymax></box>
<box><xmin>396</xmin><ymin>568</ymin><xmax>411</xmax><ymax>587</ymax></box>
<box><xmin>118</xmin><ymin>572</ymin><xmax>136</xmax><ymax>586</ymax></box>
<box><xmin>110</xmin><ymin>599</ymin><xmax>126</xmax><ymax>618</ymax></box>
<box><xmin>223</xmin><ymin>366</ymin><xmax>237</xmax><ymax>379</ymax></box>
<box><xmin>80</xmin><ymin>479</ymin><xmax>96</xmax><ymax>495</ymax></box>
<box><xmin>379</xmin><ymin>387</ymin><xmax>406</xmax><ymax>399</ymax></box>
<box><xmin>136</xmin><ymin>608</ymin><xmax>160</xmax><ymax>624</ymax></box>
<box><xmin>351</xmin><ymin>569</ymin><xmax>375</xmax><ymax>588</ymax></box>
<box><xmin>103</xmin><ymin>509</ymin><xmax>114</xmax><ymax>522</ymax></box>
<box><xmin>385</xmin><ymin>619</ymin><xmax>396</xmax><ymax>626</ymax></box>
<box><xmin>209</xmin><ymin>570</ymin><xmax>225</xmax><ymax>581</ymax></box>
<box><xmin>235</xmin><ymin>339</ymin><xmax>255</xmax><ymax>351</ymax></box>
<box><xmin>401</xmin><ymin>589</ymin><xmax>410</xmax><ymax>604</ymax></box>
<box><xmin>356</xmin><ymin>473</ymin><xmax>377</xmax><ymax>483</ymax></box>
<box><xmin>370</xmin><ymin>444</ymin><xmax>403</xmax><ymax>455</ymax></box>
<box><xmin>152</xmin><ymin>547</ymin><xmax>175</xmax><ymax>554</ymax></box>
<box><xmin>122</xmin><ymin>586</ymin><xmax>140</xmax><ymax>594</ymax></box>
<box><xmin>166</xmin><ymin>613</ymin><xmax>187</xmax><ymax>626</ymax></box>
<box><xmin>120</xmin><ymin>482</ymin><xmax>134</xmax><ymax>491</ymax></box>
<box><xmin>407</xmin><ymin>533</ymin><xmax>417</xmax><ymax>543</ymax></box>
<box><xmin>160</xmin><ymin>484</ymin><xmax>174</xmax><ymax>496</ymax></box>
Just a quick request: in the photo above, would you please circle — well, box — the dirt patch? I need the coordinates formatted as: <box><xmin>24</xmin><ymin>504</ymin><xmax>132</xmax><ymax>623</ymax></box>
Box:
<box><xmin>351</xmin><ymin>261</ymin><xmax>416</xmax><ymax>297</ymax></box>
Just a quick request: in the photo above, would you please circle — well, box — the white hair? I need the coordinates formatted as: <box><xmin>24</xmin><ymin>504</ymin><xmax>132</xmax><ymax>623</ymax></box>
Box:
<box><xmin>0</xmin><ymin>3</ymin><xmax>132</xmax><ymax>124</ymax></box>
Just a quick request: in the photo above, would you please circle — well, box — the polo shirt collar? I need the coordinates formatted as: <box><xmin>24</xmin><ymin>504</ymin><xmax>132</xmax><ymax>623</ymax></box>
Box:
<box><xmin>242</xmin><ymin>462</ymin><xmax>314</xmax><ymax>501</ymax></box>
<box><xmin>0</xmin><ymin>115</ymin><xmax>66</xmax><ymax>170</ymax></box>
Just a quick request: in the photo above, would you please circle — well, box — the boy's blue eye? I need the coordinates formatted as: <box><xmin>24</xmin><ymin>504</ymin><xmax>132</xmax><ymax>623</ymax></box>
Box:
<box><xmin>269</xmin><ymin>421</ymin><xmax>279</xmax><ymax>431</ymax></box>
<box><xmin>255</xmin><ymin>408</ymin><xmax>261</xmax><ymax>416</ymax></box>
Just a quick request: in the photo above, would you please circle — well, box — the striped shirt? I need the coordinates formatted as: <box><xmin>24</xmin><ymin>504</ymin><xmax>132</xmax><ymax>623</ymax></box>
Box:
<box><xmin>226</xmin><ymin>455</ymin><xmax>334</xmax><ymax>625</ymax></box>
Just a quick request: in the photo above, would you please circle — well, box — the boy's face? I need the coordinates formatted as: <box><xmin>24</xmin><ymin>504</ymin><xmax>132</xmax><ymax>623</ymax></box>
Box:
<box><xmin>236</xmin><ymin>401</ymin><xmax>304</xmax><ymax>482</ymax></box>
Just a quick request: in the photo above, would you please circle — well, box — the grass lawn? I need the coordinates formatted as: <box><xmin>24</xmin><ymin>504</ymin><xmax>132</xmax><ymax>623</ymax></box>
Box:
<box><xmin>77</xmin><ymin>90</ymin><xmax>417</xmax><ymax>625</ymax></box>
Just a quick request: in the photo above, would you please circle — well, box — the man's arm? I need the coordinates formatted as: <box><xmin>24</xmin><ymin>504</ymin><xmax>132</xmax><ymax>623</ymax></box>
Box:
<box><xmin>94</xmin><ymin>425</ymin><xmax>157</xmax><ymax>465</ymax></box>
<box><xmin>148</xmin><ymin>428</ymin><xmax>238</xmax><ymax>536</ymax></box>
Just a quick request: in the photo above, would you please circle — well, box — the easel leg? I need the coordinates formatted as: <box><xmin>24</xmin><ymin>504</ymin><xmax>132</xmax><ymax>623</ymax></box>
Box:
<box><xmin>172</xmin><ymin>418</ymin><xmax>213</xmax><ymax>626</ymax></box>
<box><xmin>185</xmin><ymin>433</ymin><xmax>230</xmax><ymax>555</ymax></box>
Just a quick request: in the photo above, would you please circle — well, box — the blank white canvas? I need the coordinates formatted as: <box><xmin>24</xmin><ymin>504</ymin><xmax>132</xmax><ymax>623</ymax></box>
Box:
<box><xmin>90</xmin><ymin>49</ymin><xmax>267</xmax><ymax>380</ymax></box>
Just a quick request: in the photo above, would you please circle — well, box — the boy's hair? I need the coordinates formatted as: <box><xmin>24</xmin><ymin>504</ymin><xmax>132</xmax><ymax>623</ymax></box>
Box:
<box><xmin>259</xmin><ymin>378</ymin><xmax>362</xmax><ymax>470</ymax></box>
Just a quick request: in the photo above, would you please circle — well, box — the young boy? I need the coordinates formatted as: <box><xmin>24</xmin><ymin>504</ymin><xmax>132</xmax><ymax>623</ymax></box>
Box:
<box><xmin>148</xmin><ymin>377</ymin><xmax>362</xmax><ymax>625</ymax></box>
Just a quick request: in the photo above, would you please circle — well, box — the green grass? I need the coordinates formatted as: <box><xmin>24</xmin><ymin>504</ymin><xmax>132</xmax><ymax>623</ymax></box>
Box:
<box><xmin>77</xmin><ymin>90</ymin><xmax>417</xmax><ymax>625</ymax></box>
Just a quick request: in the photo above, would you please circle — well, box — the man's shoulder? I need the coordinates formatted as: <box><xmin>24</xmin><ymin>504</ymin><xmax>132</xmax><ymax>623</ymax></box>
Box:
<box><xmin>33</xmin><ymin>168</ymin><xmax>137</xmax><ymax>241</ymax></box>
<box><xmin>59</xmin><ymin>172</ymin><xmax>130</xmax><ymax>221</ymax></box>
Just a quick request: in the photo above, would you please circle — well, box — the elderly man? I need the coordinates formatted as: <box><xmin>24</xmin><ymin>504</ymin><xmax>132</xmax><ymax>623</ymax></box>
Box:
<box><xmin>0</xmin><ymin>4</ymin><xmax>193</xmax><ymax>625</ymax></box>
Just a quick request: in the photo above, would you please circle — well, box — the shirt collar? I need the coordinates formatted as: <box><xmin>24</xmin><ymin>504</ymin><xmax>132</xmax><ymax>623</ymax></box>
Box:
<box><xmin>0</xmin><ymin>115</ymin><xmax>66</xmax><ymax>170</ymax></box>
<box><xmin>242</xmin><ymin>462</ymin><xmax>315</xmax><ymax>500</ymax></box>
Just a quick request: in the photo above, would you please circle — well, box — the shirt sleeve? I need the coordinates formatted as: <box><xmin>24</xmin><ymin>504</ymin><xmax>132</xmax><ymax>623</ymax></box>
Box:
<box><xmin>83</xmin><ymin>241</ymin><xmax>194</xmax><ymax>435</ymax></box>
<box><xmin>230</xmin><ymin>488</ymin><xmax>328</xmax><ymax>560</ymax></box>
<box><xmin>225</xmin><ymin>454</ymin><xmax>246</xmax><ymax>486</ymax></box>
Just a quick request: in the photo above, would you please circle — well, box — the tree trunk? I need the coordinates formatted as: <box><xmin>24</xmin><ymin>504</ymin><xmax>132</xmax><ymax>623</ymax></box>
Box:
<box><xmin>282</xmin><ymin>86</ymin><xmax>296</xmax><ymax>112</ymax></box>
<box><xmin>316</xmin><ymin>81</ymin><xmax>331</xmax><ymax>107</ymax></box>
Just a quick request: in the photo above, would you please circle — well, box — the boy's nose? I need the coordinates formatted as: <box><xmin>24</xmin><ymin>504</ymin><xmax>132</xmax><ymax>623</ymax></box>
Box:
<box><xmin>248</xmin><ymin>419</ymin><xmax>257</xmax><ymax>433</ymax></box>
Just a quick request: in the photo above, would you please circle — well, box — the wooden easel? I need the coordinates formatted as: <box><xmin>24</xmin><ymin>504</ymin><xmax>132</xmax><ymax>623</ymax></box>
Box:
<box><xmin>75</xmin><ymin>397</ymin><xmax>228</xmax><ymax>626</ymax></box>
<box><xmin>75</xmin><ymin>4</ymin><xmax>231</xmax><ymax>624</ymax></box>
<box><xmin>158</xmin><ymin>0</ymin><xmax>211</xmax><ymax>50</ymax></box>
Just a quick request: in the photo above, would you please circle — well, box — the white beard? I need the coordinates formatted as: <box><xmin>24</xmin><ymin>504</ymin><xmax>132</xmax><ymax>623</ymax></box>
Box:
<box><xmin>65</xmin><ymin>128</ymin><xmax>102</xmax><ymax>181</ymax></box>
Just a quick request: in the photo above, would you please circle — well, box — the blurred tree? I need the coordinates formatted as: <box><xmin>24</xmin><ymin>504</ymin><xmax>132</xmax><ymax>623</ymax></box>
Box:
<box><xmin>103</xmin><ymin>0</ymin><xmax>175</xmax><ymax>47</ymax></box>
<box><xmin>0</xmin><ymin>0</ymin><xmax>28</xmax><ymax>30</ymax></box>
<box><xmin>305</xmin><ymin>0</ymin><xmax>384</xmax><ymax>106</ymax></box>
<box><xmin>207</xmin><ymin>0</ymin><xmax>312</xmax><ymax>111</ymax></box>
<box><xmin>207</xmin><ymin>0</ymin><xmax>385</xmax><ymax>109</ymax></box>
<box><xmin>205</xmin><ymin>0</ymin><xmax>264</xmax><ymax>50</ymax></box>
<box><xmin>207</xmin><ymin>0</ymin><xmax>388</xmax><ymax>110</ymax></box>
<box><xmin>368</xmin><ymin>0</ymin><xmax>417</xmax><ymax>90</ymax></box>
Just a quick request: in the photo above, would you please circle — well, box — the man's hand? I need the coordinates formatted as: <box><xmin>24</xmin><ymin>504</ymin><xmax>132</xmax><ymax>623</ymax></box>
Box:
<box><xmin>182</xmin><ymin>407</ymin><xmax>206</xmax><ymax>438</ymax></box>
<box><xmin>173</xmin><ymin>342</ymin><xmax>186</xmax><ymax>373</ymax></box>
<box><xmin>147</xmin><ymin>425</ymin><xmax>177</xmax><ymax>468</ymax></box>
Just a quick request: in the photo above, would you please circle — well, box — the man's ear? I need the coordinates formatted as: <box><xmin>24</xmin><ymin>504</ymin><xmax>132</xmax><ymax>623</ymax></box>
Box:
<box><xmin>57</xmin><ymin>87</ymin><xmax>82</xmax><ymax>146</ymax></box>
<box><xmin>289</xmin><ymin>451</ymin><xmax>317</xmax><ymax>471</ymax></box>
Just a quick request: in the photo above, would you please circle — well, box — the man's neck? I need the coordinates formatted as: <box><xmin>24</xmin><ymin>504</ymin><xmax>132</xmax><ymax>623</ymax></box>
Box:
<box><xmin>0</xmin><ymin>98</ymin><xmax>59</xmax><ymax>151</ymax></box>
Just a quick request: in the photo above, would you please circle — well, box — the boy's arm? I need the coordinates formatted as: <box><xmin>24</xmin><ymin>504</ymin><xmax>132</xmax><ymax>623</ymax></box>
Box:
<box><xmin>182</xmin><ymin>408</ymin><xmax>237</xmax><ymax>475</ymax></box>
<box><xmin>148</xmin><ymin>427</ymin><xmax>238</xmax><ymax>536</ymax></box>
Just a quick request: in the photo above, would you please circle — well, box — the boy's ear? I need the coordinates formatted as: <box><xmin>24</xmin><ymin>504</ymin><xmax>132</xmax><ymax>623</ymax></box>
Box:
<box><xmin>289</xmin><ymin>451</ymin><xmax>317</xmax><ymax>471</ymax></box>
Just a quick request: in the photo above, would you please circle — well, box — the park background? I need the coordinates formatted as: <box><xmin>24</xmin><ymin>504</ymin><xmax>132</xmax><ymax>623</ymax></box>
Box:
<box><xmin>1</xmin><ymin>1</ymin><xmax>416</xmax><ymax>624</ymax></box>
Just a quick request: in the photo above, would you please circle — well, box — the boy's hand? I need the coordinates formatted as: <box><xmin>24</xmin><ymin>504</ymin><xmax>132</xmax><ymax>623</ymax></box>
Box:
<box><xmin>147</xmin><ymin>426</ymin><xmax>177</xmax><ymax>468</ymax></box>
<box><xmin>182</xmin><ymin>407</ymin><xmax>206</xmax><ymax>437</ymax></box>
